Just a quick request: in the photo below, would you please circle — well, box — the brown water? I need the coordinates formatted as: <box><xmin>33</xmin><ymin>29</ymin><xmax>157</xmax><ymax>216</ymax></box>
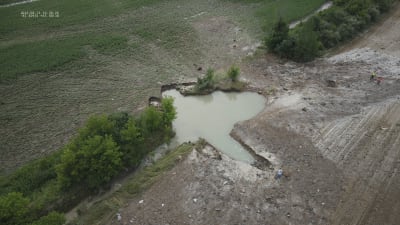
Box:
<box><xmin>162</xmin><ymin>89</ymin><xmax>266</xmax><ymax>163</ymax></box>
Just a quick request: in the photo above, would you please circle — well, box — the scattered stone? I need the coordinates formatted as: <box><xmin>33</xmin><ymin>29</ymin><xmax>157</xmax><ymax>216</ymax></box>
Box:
<box><xmin>193</xmin><ymin>198</ymin><xmax>198</xmax><ymax>203</ymax></box>
<box><xmin>116</xmin><ymin>213</ymin><xmax>122</xmax><ymax>221</ymax></box>
<box><xmin>139</xmin><ymin>200</ymin><xmax>144</xmax><ymax>204</ymax></box>
<box><xmin>302</xmin><ymin>107</ymin><xmax>308</xmax><ymax>112</ymax></box>
<box><xmin>161</xmin><ymin>203</ymin><xmax>165</xmax><ymax>207</ymax></box>
<box><xmin>223</xmin><ymin>181</ymin><xmax>228</xmax><ymax>185</ymax></box>
<box><xmin>283</xmin><ymin>87</ymin><xmax>289</xmax><ymax>91</ymax></box>
<box><xmin>327</xmin><ymin>79</ymin><xmax>337</xmax><ymax>87</ymax></box>
<box><xmin>197</xmin><ymin>67</ymin><xmax>202</xmax><ymax>71</ymax></box>
<box><xmin>215</xmin><ymin>208</ymin><xmax>221</xmax><ymax>211</ymax></box>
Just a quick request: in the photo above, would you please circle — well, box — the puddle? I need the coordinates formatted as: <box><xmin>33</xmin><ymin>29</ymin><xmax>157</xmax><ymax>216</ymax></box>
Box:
<box><xmin>162</xmin><ymin>89</ymin><xmax>266</xmax><ymax>163</ymax></box>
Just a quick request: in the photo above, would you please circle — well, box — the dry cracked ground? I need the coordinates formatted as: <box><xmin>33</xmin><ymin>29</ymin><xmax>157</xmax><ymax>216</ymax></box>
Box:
<box><xmin>113</xmin><ymin>4</ymin><xmax>400</xmax><ymax>225</ymax></box>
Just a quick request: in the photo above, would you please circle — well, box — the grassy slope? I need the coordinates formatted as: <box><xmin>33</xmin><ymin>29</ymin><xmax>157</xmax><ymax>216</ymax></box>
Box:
<box><xmin>0</xmin><ymin>0</ymin><xmax>325</xmax><ymax>173</ymax></box>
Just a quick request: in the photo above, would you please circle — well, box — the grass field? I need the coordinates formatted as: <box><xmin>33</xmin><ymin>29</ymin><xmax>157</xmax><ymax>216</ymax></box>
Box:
<box><xmin>0</xmin><ymin>0</ymin><xmax>325</xmax><ymax>173</ymax></box>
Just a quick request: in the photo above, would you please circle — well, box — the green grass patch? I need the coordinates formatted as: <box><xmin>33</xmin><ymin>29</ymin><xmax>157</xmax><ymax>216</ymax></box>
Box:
<box><xmin>233</xmin><ymin>0</ymin><xmax>327</xmax><ymax>31</ymax></box>
<box><xmin>0</xmin><ymin>0</ymin><xmax>162</xmax><ymax>38</ymax></box>
<box><xmin>91</xmin><ymin>35</ymin><xmax>129</xmax><ymax>55</ymax></box>
<box><xmin>0</xmin><ymin>37</ymin><xmax>85</xmax><ymax>81</ymax></box>
<box><xmin>225</xmin><ymin>0</ymin><xmax>326</xmax><ymax>29</ymax></box>
<box><xmin>0</xmin><ymin>33</ymin><xmax>131</xmax><ymax>81</ymax></box>
<box><xmin>70</xmin><ymin>143</ymin><xmax>194</xmax><ymax>225</ymax></box>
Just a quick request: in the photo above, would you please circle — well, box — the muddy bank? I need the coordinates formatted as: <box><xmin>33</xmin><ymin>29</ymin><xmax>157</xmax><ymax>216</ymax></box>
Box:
<box><xmin>229</xmin><ymin>130</ymin><xmax>271</xmax><ymax>170</ymax></box>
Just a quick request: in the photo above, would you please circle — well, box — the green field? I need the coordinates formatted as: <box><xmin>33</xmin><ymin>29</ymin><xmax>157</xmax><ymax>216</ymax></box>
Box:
<box><xmin>0</xmin><ymin>0</ymin><xmax>325</xmax><ymax>173</ymax></box>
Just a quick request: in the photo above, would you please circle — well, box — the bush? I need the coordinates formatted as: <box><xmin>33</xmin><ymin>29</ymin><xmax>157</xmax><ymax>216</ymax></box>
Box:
<box><xmin>30</xmin><ymin>212</ymin><xmax>65</xmax><ymax>225</ymax></box>
<box><xmin>56</xmin><ymin>135</ymin><xmax>123</xmax><ymax>190</ymax></box>
<box><xmin>196</xmin><ymin>69</ymin><xmax>215</xmax><ymax>91</ymax></box>
<box><xmin>227</xmin><ymin>65</ymin><xmax>240</xmax><ymax>82</ymax></box>
<box><xmin>120</xmin><ymin>118</ymin><xmax>144</xmax><ymax>166</ymax></box>
<box><xmin>0</xmin><ymin>192</ymin><xmax>31</xmax><ymax>225</ymax></box>
<box><xmin>265</xmin><ymin>17</ymin><xmax>289</xmax><ymax>53</ymax></box>
<box><xmin>292</xmin><ymin>23</ymin><xmax>321</xmax><ymax>62</ymax></box>
<box><xmin>0</xmin><ymin>153</ymin><xmax>60</xmax><ymax>196</ymax></box>
<box><xmin>266</xmin><ymin>0</ymin><xmax>396</xmax><ymax>61</ymax></box>
<box><xmin>139</xmin><ymin>107</ymin><xmax>164</xmax><ymax>136</ymax></box>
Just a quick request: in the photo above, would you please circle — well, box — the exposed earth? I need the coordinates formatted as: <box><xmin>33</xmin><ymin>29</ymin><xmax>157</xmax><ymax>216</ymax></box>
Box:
<box><xmin>112</xmin><ymin>3</ymin><xmax>400</xmax><ymax>225</ymax></box>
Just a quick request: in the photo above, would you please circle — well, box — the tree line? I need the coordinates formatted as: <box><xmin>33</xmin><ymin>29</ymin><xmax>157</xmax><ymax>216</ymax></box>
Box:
<box><xmin>0</xmin><ymin>97</ymin><xmax>176</xmax><ymax>225</ymax></box>
<box><xmin>266</xmin><ymin>0</ymin><xmax>397</xmax><ymax>62</ymax></box>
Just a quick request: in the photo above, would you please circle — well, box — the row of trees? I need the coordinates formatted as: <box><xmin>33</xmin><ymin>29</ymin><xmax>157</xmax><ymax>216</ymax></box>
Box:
<box><xmin>57</xmin><ymin>97</ymin><xmax>176</xmax><ymax>190</ymax></box>
<box><xmin>0</xmin><ymin>98</ymin><xmax>176</xmax><ymax>225</ymax></box>
<box><xmin>266</xmin><ymin>0</ymin><xmax>396</xmax><ymax>62</ymax></box>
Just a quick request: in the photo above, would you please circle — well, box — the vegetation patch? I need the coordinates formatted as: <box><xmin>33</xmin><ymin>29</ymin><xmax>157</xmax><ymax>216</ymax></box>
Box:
<box><xmin>0</xmin><ymin>33</ymin><xmax>132</xmax><ymax>81</ymax></box>
<box><xmin>181</xmin><ymin>65</ymin><xmax>248</xmax><ymax>95</ymax></box>
<box><xmin>69</xmin><ymin>143</ymin><xmax>194</xmax><ymax>225</ymax></box>
<box><xmin>266</xmin><ymin>0</ymin><xmax>397</xmax><ymax>62</ymax></box>
<box><xmin>0</xmin><ymin>98</ymin><xmax>176</xmax><ymax>225</ymax></box>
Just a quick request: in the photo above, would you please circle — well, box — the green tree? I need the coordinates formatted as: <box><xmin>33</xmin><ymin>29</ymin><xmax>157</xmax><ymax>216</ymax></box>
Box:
<box><xmin>120</xmin><ymin>118</ymin><xmax>144</xmax><ymax>166</ymax></box>
<box><xmin>161</xmin><ymin>97</ymin><xmax>177</xmax><ymax>126</ymax></box>
<box><xmin>265</xmin><ymin>17</ymin><xmax>289</xmax><ymax>53</ymax></box>
<box><xmin>139</xmin><ymin>106</ymin><xmax>163</xmax><ymax>136</ymax></box>
<box><xmin>30</xmin><ymin>212</ymin><xmax>65</xmax><ymax>225</ymax></box>
<box><xmin>0</xmin><ymin>192</ymin><xmax>31</xmax><ymax>225</ymax></box>
<box><xmin>227</xmin><ymin>65</ymin><xmax>240</xmax><ymax>82</ymax></box>
<box><xmin>56</xmin><ymin>135</ymin><xmax>122</xmax><ymax>190</ymax></box>
<box><xmin>292</xmin><ymin>22</ymin><xmax>321</xmax><ymax>62</ymax></box>
<box><xmin>108</xmin><ymin>112</ymin><xmax>130</xmax><ymax>144</ymax></box>
<box><xmin>78</xmin><ymin>115</ymin><xmax>115</xmax><ymax>141</ymax></box>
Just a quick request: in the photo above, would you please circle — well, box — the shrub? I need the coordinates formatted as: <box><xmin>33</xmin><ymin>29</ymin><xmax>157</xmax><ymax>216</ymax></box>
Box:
<box><xmin>227</xmin><ymin>65</ymin><xmax>240</xmax><ymax>82</ymax></box>
<box><xmin>266</xmin><ymin>0</ymin><xmax>396</xmax><ymax>61</ymax></box>
<box><xmin>139</xmin><ymin>107</ymin><xmax>164</xmax><ymax>137</ymax></box>
<box><xmin>56</xmin><ymin>135</ymin><xmax>123</xmax><ymax>190</ymax></box>
<box><xmin>0</xmin><ymin>153</ymin><xmax>60</xmax><ymax>196</ymax></box>
<box><xmin>0</xmin><ymin>192</ymin><xmax>31</xmax><ymax>225</ymax></box>
<box><xmin>265</xmin><ymin>17</ymin><xmax>289</xmax><ymax>53</ymax></box>
<box><xmin>120</xmin><ymin>118</ymin><xmax>144</xmax><ymax>166</ymax></box>
<box><xmin>30</xmin><ymin>212</ymin><xmax>65</xmax><ymax>225</ymax></box>
<box><xmin>292</xmin><ymin>22</ymin><xmax>321</xmax><ymax>62</ymax></box>
<box><xmin>196</xmin><ymin>68</ymin><xmax>215</xmax><ymax>91</ymax></box>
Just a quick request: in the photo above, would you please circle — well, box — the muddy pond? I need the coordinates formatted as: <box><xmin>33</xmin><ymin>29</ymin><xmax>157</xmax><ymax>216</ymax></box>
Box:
<box><xmin>162</xmin><ymin>89</ymin><xmax>266</xmax><ymax>163</ymax></box>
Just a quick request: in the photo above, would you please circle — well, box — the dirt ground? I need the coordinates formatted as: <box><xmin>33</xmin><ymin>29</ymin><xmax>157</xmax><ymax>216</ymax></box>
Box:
<box><xmin>113</xmin><ymin>4</ymin><xmax>400</xmax><ymax>225</ymax></box>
